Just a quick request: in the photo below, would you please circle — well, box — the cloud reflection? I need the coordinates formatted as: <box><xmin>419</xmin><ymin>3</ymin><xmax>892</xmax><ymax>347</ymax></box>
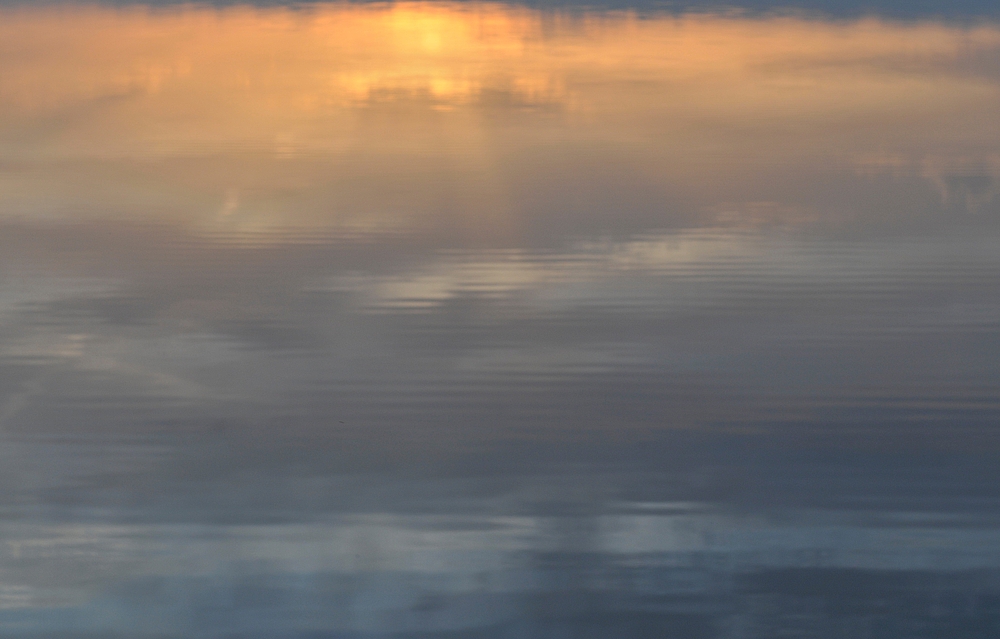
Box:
<box><xmin>1</xmin><ymin>4</ymin><xmax>999</xmax><ymax>236</ymax></box>
<box><xmin>1</xmin><ymin>3</ymin><xmax>1000</xmax><ymax>636</ymax></box>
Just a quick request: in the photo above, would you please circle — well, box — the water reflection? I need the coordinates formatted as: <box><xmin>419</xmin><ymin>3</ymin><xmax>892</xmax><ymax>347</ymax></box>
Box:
<box><xmin>1</xmin><ymin>2</ymin><xmax>1000</xmax><ymax>636</ymax></box>
<box><xmin>4</xmin><ymin>508</ymin><xmax>1000</xmax><ymax>635</ymax></box>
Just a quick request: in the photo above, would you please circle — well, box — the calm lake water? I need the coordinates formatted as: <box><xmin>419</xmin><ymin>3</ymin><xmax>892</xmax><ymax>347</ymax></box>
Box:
<box><xmin>1</xmin><ymin>1</ymin><xmax>1000</xmax><ymax>636</ymax></box>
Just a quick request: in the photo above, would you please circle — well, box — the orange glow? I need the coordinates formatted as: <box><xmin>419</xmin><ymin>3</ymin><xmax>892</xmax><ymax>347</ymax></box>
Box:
<box><xmin>3</xmin><ymin>4</ymin><xmax>998</xmax><ymax>135</ymax></box>
<box><xmin>0</xmin><ymin>3</ymin><xmax>998</xmax><ymax>232</ymax></box>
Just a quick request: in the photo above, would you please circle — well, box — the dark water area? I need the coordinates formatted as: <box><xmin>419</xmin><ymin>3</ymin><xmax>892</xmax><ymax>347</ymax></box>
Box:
<box><xmin>1</xmin><ymin>1</ymin><xmax>999</xmax><ymax>636</ymax></box>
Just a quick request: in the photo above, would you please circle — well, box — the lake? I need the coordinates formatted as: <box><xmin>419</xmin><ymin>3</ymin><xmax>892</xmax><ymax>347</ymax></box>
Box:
<box><xmin>1</xmin><ymin>1</ymin><xmax>999</xmax><ymax>636</ymax></box>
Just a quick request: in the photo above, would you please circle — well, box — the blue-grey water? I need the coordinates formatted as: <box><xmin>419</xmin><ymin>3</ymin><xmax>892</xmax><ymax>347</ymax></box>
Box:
<box><xmin>1</xmin><ymin>1</ymin><xmax>1000</xmax><ymax>636</ymax></box>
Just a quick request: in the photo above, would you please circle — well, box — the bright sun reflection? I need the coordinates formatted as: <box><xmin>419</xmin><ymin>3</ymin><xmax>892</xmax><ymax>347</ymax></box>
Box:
<box><xmin>0</xmin><ymin>3</ymin><xmax>998</xmax><ymax>235</ymax></box>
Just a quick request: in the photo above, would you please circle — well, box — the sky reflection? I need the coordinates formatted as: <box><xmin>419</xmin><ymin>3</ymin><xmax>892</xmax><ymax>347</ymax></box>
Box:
<box><xmin>1</xmin><ymin>2</ymin><xmax>1000</xmax><ymax>637</ymax></box>
<box><xmin>3</xmin><ymin>4</ymin><xmax>1000</xmax><ymax>237</ymax></box>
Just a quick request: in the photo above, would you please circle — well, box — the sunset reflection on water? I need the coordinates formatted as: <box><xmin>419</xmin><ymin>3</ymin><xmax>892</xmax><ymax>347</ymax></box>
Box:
<box><xmin>3</xmin><ymin>4</ymin><xmax>999</xmax><ymax>233</ymax></box>
<box><xmin>1</xmin><ymin>2</ymin><xmax>1000</xmax><ymax>637</ymax></box>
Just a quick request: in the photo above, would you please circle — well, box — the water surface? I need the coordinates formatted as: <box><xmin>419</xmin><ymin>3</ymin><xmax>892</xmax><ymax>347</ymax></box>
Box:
<box><xmin>1</xmin><ymin>2</ymin><xmax>1000</xmax><ymax>636</ymax></box>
